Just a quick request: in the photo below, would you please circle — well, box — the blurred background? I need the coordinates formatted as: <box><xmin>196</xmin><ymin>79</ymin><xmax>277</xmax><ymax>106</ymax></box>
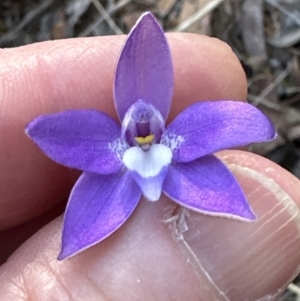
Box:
<box><xmin>1</xmin><ymin>0</ymin><xmax>300</xmax><ymax>299</ymax></box>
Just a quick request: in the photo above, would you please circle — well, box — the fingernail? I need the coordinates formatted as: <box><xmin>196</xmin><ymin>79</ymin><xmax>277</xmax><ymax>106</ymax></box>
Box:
<box><xmin>167</xmin><ymin>160</ymin><xmax>300</xmax><ymax>301</ymax></box>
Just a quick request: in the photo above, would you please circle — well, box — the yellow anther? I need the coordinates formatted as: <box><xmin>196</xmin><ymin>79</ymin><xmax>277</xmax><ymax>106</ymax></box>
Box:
<box><xmin>134</xmin><ymin>134</ymin><xmax>154</xmax><ymax>145</ymax></box>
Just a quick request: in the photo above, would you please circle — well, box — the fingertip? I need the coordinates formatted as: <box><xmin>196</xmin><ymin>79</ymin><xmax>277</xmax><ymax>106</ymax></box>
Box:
<box><xmin>205</xmin><ymin>150</ymin><xmax>300</xmax><ymax>300</ymax></box>
<box><xmin>168</xmin><ymin>33</ymin><xmax>247</xmax><ymax>119</ymax></box>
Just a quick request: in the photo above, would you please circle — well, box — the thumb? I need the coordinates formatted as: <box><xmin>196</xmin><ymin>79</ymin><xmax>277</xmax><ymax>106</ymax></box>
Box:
<box><xmin>1</xmin><ymin>150</ymin><xmax>300</xmax><ymax>301</ymax></box>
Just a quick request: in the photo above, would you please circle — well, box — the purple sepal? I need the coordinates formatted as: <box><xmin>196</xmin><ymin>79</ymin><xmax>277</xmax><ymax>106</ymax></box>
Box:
<box><xmin>163</xmin><ymin>155</ymin><xmax>256</xmax><ymax>221</ymax></box>
<box><xmin>114</xmin><ymin>12</ymin><xmax>174</xmax><ymax>121</ymax></box>
<box><xmin>161</xmin><ymin>101</ymin><xmax>276</xmax><ymax>163</ymax></box>
<box><xmin>58</xmin><ymin>171</ymin><xmax>141</xmax><ymax>260</ymax></box>
<box><xmin>26</xmin><ymin>110</ymin><xmax>125</xmax><ymax>174</ymax></box>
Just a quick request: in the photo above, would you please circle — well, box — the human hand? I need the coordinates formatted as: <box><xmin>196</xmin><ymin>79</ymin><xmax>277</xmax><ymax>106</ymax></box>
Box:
<box><xmin>0</xmin><ymin>34</ymin><xmax>300</xmax><ymax>301</ymax></box>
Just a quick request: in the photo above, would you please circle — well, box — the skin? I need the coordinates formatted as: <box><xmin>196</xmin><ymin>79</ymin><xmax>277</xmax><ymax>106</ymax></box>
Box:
<box><xmin>0</xmin><ymin>33</ymin><xmax>300</xmax><ymax>301</ymax></box>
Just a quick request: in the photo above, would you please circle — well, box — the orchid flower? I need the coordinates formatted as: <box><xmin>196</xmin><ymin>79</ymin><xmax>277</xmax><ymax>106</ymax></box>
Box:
<box><xmin>26</xmin><ymin>12</ymin><xmax>276</xmax><ymax>260</ymax></box>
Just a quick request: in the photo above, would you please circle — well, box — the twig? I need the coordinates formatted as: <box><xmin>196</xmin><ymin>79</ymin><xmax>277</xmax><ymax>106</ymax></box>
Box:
<box><xmin>173</xmin><ymin>0</ymin><xmax>225</xmax><ymax>32</ymax></box>
<box><xmin>268</xmin><ymin>28</ymin><xmax>300</xmax><ymax>48</ymax></box>
<box><xmin>251</xmin><ymin>64</ymin><xmax>292</xmax><ymax>106</ymax></box>
<box><xmin>247</xmin><ymin>94</ymin><xmax>282</xmax><ymax>111</ymax></box>
<box><xmin>79</xmin><ymin>0</ymin><xmax>130</xmax><ymax>37</ymax></box>
<box><xmin>90</xmin><ymin>0</ymin><xmax>123</xmax><ymax>35</ymax></box>
<box><xmin>0</xmin><ymin>0</ymin><xmax>59</xmax><ymax>46</ymax></box>
<box><xmin>287</xmin><ymin>283</ymin><xmax>300</xmax><ymax>301</ymax></box>
<box><xmin>265</xmin><ymin>0</ymin><xmax>300</xmax><ymax>27</ymax></box>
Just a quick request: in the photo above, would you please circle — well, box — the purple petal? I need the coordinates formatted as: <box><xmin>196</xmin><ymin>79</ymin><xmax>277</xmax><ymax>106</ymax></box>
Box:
<box><xmin>163</xmin><ymin>155</ymin><xmax>256</xmax><ymax>220</ymax></box>
<box><xmin>58</xmin><ymin>171</ymin><xmax>141</xmax><ymax>260</ymax></box>
<box><xmin>114</xmin><ymin>12</ymin><xmax>174</xmax><ymax>121</ymax></box>
<box><xmin>26</xmin><ymin>110</ymin><xmax>126</xmax><ymax>174</ymax></box>
<box><xmin>161</xmin><ymin>101</ymin><xmax>276</xmax><ymax>162</ymax></box>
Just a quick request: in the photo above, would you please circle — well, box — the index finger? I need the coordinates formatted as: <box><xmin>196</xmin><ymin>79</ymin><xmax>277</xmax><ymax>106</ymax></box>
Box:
<box><xmin>0</xmin><ymin>33</ymin><xmax>247</xmax><ymax>230</ymax></box>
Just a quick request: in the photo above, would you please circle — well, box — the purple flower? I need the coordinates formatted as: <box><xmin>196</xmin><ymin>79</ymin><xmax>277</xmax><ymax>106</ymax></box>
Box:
<box><xmin>26</xmin><ymin>12</ymin><xmax>275</xmax><ymax>260</ymax></box>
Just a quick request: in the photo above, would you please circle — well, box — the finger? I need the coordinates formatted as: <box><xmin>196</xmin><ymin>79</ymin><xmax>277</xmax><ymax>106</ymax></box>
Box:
<box><xmin>0</xmin><ymin>33</ymin><xmax>247</xmax><ymax>230</ymax></box>
<box><xmin>0</xmin><ymin>201</ymin><xmax>65</xmax><ymax>265</ymax></box>
<box><xmin>1</xmin><ymin>151</ymin><xmax>300</xmax><ymax>301</ymax></box>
